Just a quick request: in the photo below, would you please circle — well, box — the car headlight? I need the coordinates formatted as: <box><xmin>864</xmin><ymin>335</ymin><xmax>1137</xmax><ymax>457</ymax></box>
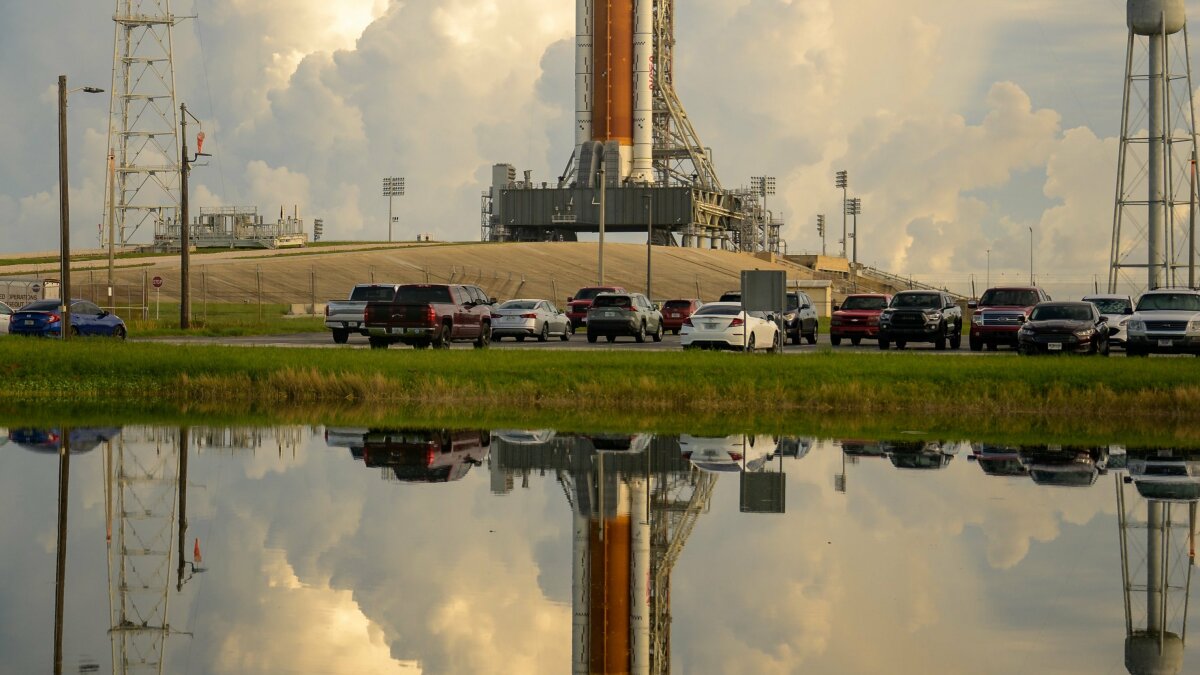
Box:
<box><xmin>1188</xmin><ymin>319</ymin><xmax>1200</xmax><ymax>334</ymax></box>
<box><xmin>926</xmin><ymin>311</ymin><xmax>942</xmax><ymax>322</ymax></box>
<box><xmin>971</xmin><ymin>313</ymin><xmax>983</xmax><ymax>325</ymax></box>
<box><xmin>880</xmin><ymin>310</ymin><xmax>893</xmax><ymax>322</ymax></box>
<box><xmin>1018</xmin><ymin>325</ymin><xmax>1033</xmax><ymax>335</ymax></box>
<box><xmin>1127</xmin><ymin>319</ymin><xmax>1145</xmax><ymax>332</ymax></box>
<box><xmin>1075</xmin><ymin>328</ymin><xmax>1095</xmax><ymax>339</ymax></box>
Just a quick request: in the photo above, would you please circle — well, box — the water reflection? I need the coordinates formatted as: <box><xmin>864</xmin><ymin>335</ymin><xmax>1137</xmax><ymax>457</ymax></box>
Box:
<box><xmin>11</xmin><ymin>424</ymin><xmax>1200</xmax><ymax>673</ymax></box>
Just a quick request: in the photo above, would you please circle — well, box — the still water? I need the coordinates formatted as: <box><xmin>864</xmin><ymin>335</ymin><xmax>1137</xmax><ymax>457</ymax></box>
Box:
<box><xmin>0</xmin><ymin>425</ymin><xmax>1193</xmax><ymax>675</ymax></box>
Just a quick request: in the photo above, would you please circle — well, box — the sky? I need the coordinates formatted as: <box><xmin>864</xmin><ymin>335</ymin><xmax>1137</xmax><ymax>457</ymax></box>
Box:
<box><xmin>0</xmin><ymin>0</ymin><xmax>1189</xmax><ymax>296</ymax></box>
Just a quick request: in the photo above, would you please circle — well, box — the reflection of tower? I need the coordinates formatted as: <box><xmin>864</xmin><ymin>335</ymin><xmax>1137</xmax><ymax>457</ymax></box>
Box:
<box><xmin>1115</xmin><ymin>473</ymin><xmax>1196</xmax><ymax>674</ymax></box>
<box><xmin>492</xmin><ymin>433</ymin><xmax>711</xmax><ymax>674</ymax></box>
<box><xmin>107</xmin><ymin>429</ymin><xmax>180</xmax><ymax>673</ymax></box>
<box><xmin>1108</xmin><ymin>0</ymin><xmax>1199</xmax><ymax>293</ymax></box>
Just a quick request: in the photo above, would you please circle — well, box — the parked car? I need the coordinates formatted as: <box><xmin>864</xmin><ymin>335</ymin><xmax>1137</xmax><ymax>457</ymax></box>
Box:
<box><xmin>719</xmin><ymin>290</ymin><xmax>818</xmax><ymax>344</ymax></box>
<box><xmin>884</xmin><ymin>441</ymin><xmax>954</xmax><ymax>470</ymax></box>
<box><xmin>490</xmin><ymin>298</ymin><xmax>571</xmax><ymax>342</ymax></box>
<box><xmin>1082</xmin><ymin>293</ymin><xmax>1134</xmax><ymax>348</ymax></box>
<box><xmin>358</xmin><ymin>428</ymin><xmax>490</xmax><ymax>483</ymax></box>
<box><xmin>660</xmin><ymin>298</ymin><xmax>703</xmax><ymax>334</ymax></box>
<box><xmin>325</xmin><ymin>283</ymin><xmax>400</xmax><ymax>344</ymax></box>
<box><xmin>585</xmin><ymin>292</ymin><xmax>664</xmax><ymax>343</ymax></box>
<box><xmin>0</xmin><ymin>300</ymin><xmax>12</xmax><ymax>333</ymax></box>
<box><xmin>1124</xmin><ymin>288</ymin><xmax>1200</xmax><ymax>357</ymax></box>
<box><xmin>968</xmin><ymin>444</ymin><xmax>1027</xmax><ymax>477</ymax></box>
<box><xmin>566</xmin><ymin>286</ymin><xmax>627</xmax><ymax>330</ymax></box>
<box><xmin>829</xmin><ymin>293</ymin><xmax>891</xmax><ymax>346</ymax></box>
<box><xmin>1017</xmin><ymin>301</ymin><xmax>1113</xmax><ymax>356</ymax></box>
<box><xmin>363</xmin><ymin>283</ymin><xmax>494</xmax><ymax>349</ymax></box>
<box><xmin>968</xmin><ymin>286</ymin><xmax>1051</xmax><ymax>351</ymax></box>
<box><xmin>9</xmin><ymin>299</ymin><xmax>127</xmax><ymax>339</ymax></box>
<box><xmin>8</xmin><ymin>427</ymin><xmax>121</xmax><ymax>454</ymax></box>
<box><xmin>1018</xmin><ymin>445</ymin><xmax>1108</xmax><ymax>488</ymax></box>
<box><xmin>680</xmin><ymin>302</ymin><xmax>781</xmax><ymax>352</ymax></box>
<box><xmin>588</xmin><ymin>433</ymin><xmax>652</xmax><ymax>454</ymax></box>
<box><xmin>1125</xmin><ymin>454</ymin><xmax>1200</xmax><ymax>502</ymax></box>
<box><xmin>877</xmin><ymin>291</ymin><xmax>962</xmax><ymax>350</ymax></box>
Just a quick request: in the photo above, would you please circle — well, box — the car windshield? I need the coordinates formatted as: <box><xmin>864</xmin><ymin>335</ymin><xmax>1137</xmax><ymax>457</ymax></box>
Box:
<box><xmin>842</xmin><ymin>296</ymin><xmax>888</xmax><ymax>310</ymax></box>
<box><xmin>575</xmin><ymin>288</ymin><xmax>615</xmax><ymax>301</ymax></box>
<box><xmin>663</xmin><ymin>300</ymin><xmax>692</xmax><ymax>310</ymax></box>
<box><xmin>1030</xmin><ymin>305</ymin><xmax>1092</xmax><ymax>321</ymax></box>
<box><xmin>350</xmin><ymin>286</ymin><xmax>397</xmax><ymax>302</ymax></box>
<box><xmin>891</xmin><ymin>294</ymin><xmax>941</xmax><ymax>309</ymax></box>
<box><xmin>693</xmin><ymin>303</ymin><xmax>741</xmax><ymax>316</ymax></box>
<box><xmin>786</xmin><ymin>294</ymin><xmax>800</xmax><ymax>310</ymax></box>
<box><xmin>979</xmin><ymin>289</ymin><xmax>1040</xmax><ymax>306</ymax></box>
<box><xmin>395</xmin><ymin>286</ymin><xmax>453</xmax><ymax>304</ymax></box>
<box><xmin>1137</xmin><ymin>293</ymin><xmax>1200</xmax><ymax>312</ymax></box>
<box><xmin>499</xmin><ymin>300</ymin><xmax>538</xmax><ymax>310</ymax></box>
<box><xmin>19</xmin><ymin>300</ymin><xmax>59</xmax><ymax>312</ymax></box>
<box><xmin>592</xmin><ymin>295</ymin><xmax>632</xmax><ymax>308</ymax></box>
<box><xmin>1085</xmin><ymin>298</ymin><xmax>1131</xmax><ymax>314</ymax></box>
<box><xmin>718</xmin><ymin>292</ymin><xmax>740</xmax><ymax>302</ymax></box>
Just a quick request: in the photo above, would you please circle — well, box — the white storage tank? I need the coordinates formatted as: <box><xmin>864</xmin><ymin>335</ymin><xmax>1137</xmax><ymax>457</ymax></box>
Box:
<box><xmin>1128</xmin><ymin>0</ymin><xmax>1185</xmax><ymax>35</ymax></box>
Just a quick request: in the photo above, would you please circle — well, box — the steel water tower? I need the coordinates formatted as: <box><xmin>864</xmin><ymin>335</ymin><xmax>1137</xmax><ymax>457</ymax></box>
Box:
<box><xmin>1109</xmin><ymin>0</ymin><xmax>1199</xmax><ymax>292</ymax></box>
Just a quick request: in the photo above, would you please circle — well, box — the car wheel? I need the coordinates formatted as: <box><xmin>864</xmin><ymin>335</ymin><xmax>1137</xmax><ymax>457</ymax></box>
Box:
<box><xmin>949</xmin><ymin>331</ymin><xmax>961</xmax><ymax>349</ymax></box>
<box><xmin>474</xmin><ymin>322</ymin><xmax>491</xmax><ymax>349</ymax></box>
<box><xmin>516</xmin><ymin>335</ymin><xmax>525</xmax><ymax>342</ymax></box>
<box><xmin>771</xmin><ymin>330</ymin><xmax>783</xmax><ymax>353</ymax></box>
<box><xmin>1099</xmin><ymin>336</ymin><xmax>1110</xmax><ymax>356</ymax></box>
<box><xmin>830</xmin><ymin>335</ymin><xmax>842</xmax><ymax>346</ymax></box>
<box><xmin>635</xmin><ymin>322</ymin><xmax>646</xmax><ymax>343</ymax></box>
<box><xmin>1017</xmin><ymin>344</ymin><xmax>1029</xmax><ymax>356</ymax></box>
<box><xmin>368</xmin><ymin>337</ymin><xmax>388</xmax><ymax>350</ymax></box>
<box><xmin>969</xmin><ymin>336</ymin><xmax>982</xmax><ymax>352</ymax></box>
<box><xmin>70</xmin><ymin>326</ymin><xmax>81</xmax><ymax>337</ymax></box>
<box><xmin>113</xmin><ymin>326</ymin><xmax>127</xmax><ymax>340</ymax></box>
<box><xmin>587</xmin><ymin>333</ymin><xmax>598</xmax><ymax>343</ymax></box>
<box><xmin>805</xmin><ymin>330</ymin><xmax>817</xmax><ymax>345</ymax></box>
<box><xmin>878</xmin><ymin>339</ymin><xmax>890</xmax><ymax>350</ymax></box>
<box><xmin>538</xmin><ymin>324</ymin><xmax>549</xmax><ymax>342</ymax></box>
<box><xmin>745</xmin><ymin>333</ymin><xmax>757</xmax><ymax>353</ymax></box>
<box><xmin>934</xmin><ymin>325</ymin><xmax>947</xmax><ymax>350</ymax></box>
<box><xmin>606</xmin><ymin>334</ymin><xmax>616</xmax><ymax>343</ymax></box>
<box><xmin>560</xmin><ymin>326</ymin><xmax>570</xmax><ymax>341</ymax></box>
<box><xmin>434</xmin><ymin>322</ymin><xmax>451</xmax><ymax>349</ymax></box>
<box><xmin>332</xmin><ymin>329</ymin><xmax>349</xmax><ymax>344</ymax></box>
<box><xmin>896</xmin><ymin>341</ymin><xmax>907</xmax><ymax>349</ymax></box>
<box><xmin>652</xmin><ymin>322</ymin><xmax>664</xmax><ymax>342</ymax></box>
<box><xmin>851</xmin><ymin>337</ymin><xmax>862</xmax><ymax>346</ymax></box>
<box><xmin>986</xmin><ymin>342</ymin><xmax>998</xmax><ymax>351</ymax></box>
<box><xmin>672</xmin><ymin>328</ymin><xmax>680</xmax><ymax>335</ymax></box>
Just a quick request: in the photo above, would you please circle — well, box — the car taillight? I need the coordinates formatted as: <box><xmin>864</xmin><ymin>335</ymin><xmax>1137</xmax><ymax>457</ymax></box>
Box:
<box><xmin>426</xmin><ymin>306</ymin><xmax>437</xmax><ymax>324</ymax></box>
<box><xmin>518</xmin><ymin>313</ymin><xmax>534</xmax><ymax>318</ymax></box>
<box><xmin>683</xmin><ymin>318</ymin><xmax>693</xmax><ymax>327</ymax></box>
<box><xmin>491</xmin><ymin>313</ymin><xmax>502</xmax><ymax>319</ymax></box>
<box><xmin>48</xmin><ymin>313</ymin><xmax>60</xmax><ymax>324</ymax></box>
<box><xmin>729</xmin><ymin>452</ymin><xmax>743</xmax><ymax>461</ymax></box>
<box><xmin>426</xmin><ymin>447</ymin><xmax>436</xmax><ymax>467</ymax></box>
<box><xmin>729</xmin><ymin>317</ymin><xmax>744</xmax><ymax>327</ymax></box>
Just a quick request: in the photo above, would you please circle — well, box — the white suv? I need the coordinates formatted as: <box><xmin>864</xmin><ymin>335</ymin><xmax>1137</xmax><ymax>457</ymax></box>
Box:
<box><xmin>1125</xmin><ymin>288</ymin><xmax>1200</xmax><ymax>356</ymax></box>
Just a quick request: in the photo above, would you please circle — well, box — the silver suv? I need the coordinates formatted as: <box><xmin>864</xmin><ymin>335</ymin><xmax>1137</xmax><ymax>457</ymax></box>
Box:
<box><xmin>1125</xmin><ymin>289</ymin><xmax>1200</xmax><ymax>356</ymax></box>
<box><xmin>586</xmin><ymin>292</ymin><xmax>664</xmax><ymax>343</ymax></box>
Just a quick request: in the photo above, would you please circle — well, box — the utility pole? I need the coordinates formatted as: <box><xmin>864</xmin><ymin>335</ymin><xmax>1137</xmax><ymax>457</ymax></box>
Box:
<box><xmin>179</xmin><ymin>105</ymin><xmax>208</xmax><ymax>329</ymax></box>
<box><xmin>835</xmin><ymin>170</ymin><xmax>848</xmax><ymax>258</ymax></box>
<box><xmin>845</xmin><ymin>197</ymin><xmax>862</xmax><ymax>267</ymax></box>
<box><xmin>816</xmin><ymin>214</ymin><xmax>826</xmax><ymax>255</ymax></box>
<box><xmin>58</xmin><ymin>76</ymin><xmax>72</xmax><ymax>341</ymax></box>
<box><xmin>107</xmin><ymin>151</ymin><xmax>116</xmax><ymax>309</ymax></box>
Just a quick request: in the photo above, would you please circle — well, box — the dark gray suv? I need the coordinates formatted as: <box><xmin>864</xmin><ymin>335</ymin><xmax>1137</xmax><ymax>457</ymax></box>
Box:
<box><xmin>586</xmin><ymin>293</ymin><xmax>664</xmax><ymax>343</ymax></box>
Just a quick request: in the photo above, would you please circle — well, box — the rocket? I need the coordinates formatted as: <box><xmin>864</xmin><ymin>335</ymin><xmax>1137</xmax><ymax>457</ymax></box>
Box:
<box><xmin>576</xmin><ymin>0</ymin><xmax>655</xmax><ymax>184</ymax></box>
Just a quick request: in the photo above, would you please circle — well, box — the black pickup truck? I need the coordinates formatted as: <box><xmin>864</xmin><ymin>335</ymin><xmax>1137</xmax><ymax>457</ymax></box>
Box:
<box><xmin>363</xmin><ymin>283</ymin><xmax>495</xmax><ymax>349</ymax></box>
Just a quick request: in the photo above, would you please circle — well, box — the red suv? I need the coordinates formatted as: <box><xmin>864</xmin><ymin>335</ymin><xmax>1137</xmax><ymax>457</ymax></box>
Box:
<box><xmin>829</xmin><ymin>293</ymin><xmax>891</xmax><ymax>346</ymax></box>
<box><xmin>660</xmin><ymin>298</ymin><xmax>703</xmax><ymax>334</ymax></box>
<box><xmin>968</xmin><ymin>286</ymin><xmax>1050</xmax><ymax>351</ymax></box>
<box><xmin>566</xmin><ymin>286</ymin><xmax>626</xmax><ymax>330</ymax></box>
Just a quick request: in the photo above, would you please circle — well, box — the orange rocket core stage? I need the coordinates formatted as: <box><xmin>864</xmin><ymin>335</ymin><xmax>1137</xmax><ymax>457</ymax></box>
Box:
<box><xmin>593</xmin><ymin>0</ymin><xmax>634</xmax><ymax>145</ymax></box>
<box><xmin>589</xmin><ymin>515</ymin><xmax>632</xmax><ymax>673</ymax></box>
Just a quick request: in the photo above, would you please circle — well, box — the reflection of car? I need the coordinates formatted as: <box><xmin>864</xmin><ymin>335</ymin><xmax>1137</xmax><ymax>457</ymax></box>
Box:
<box><xmin>493</xmin><ymin>429</ymin><xmax>557</xmax><ymax>445</ymax></box>
<box><xmin>660</xmin><ymin>299</ymin><xmax>703</xmax><ymax>335</ymax></box>
<box><xmin>490</xmin><ymin>299</ymin><xmax>572</xmax><ymax>342</ymax></box>
<box><xmin>9</xmin><ymin>427</ymin><xmax>122</xmax><ymax>454</ymax></box>
<box><xmin>588</xmin><ymin>433</ymin><xmax>651</xmax><ymax>454</ymax></box>
<box><xmin>830</xmin><ymin>294</ymin><xmax>891</xmax><ymax>346</ymax></box>
<box><xmin>1017</xmin><ymin>301</ymin><xmax>1112</xmax><ymax>356</ymax></box>
<box><xmin>323</xmin><ymin>427</ymin><xmax>369</xmax><ymax>449</ymax></box>
<box><xmin>0</xmin><ymin>300</ymin><xmax>13</xmax><ymax>333</ymax></box>
<box><xmin>774</xmin><ymin>437</ymin><xmax>814</xmax><ymax>460</ymax></box>
<box><xmin>358</xmin><ymin>429</ymin><xmax>490</xmax><ymax>483</ymax></box>
<box><xmin>968</xmin><ymin>444</ymin><xmax>1027</xmax><ymax>477</ymax></box>
<box><xmin>884</xmin><ymin>441</ymin><xmax>954</xmax><ymax>469</ymax></box>
<box><xmin>1018</xmin><ymin>445</ymin><xmax>1108</xmax><ymax>487</ymax></box>
<box><xmin>839</xmin><ymin>440</ymin><xmax>888</xmax><ymax>457</ymax></box>
<box><xmin>878</xmin><ymin>291</ymin><xmax>963</xmax><ymax>350</ymax></box>
<box><xmin>9</xmin><ymin>299</ymin><xmax>128</xmax><ymax>339</ymax></box>
<box><xmin>1125</xmin><ymin>288</ymin><xmax>1200</xmax><ymax>357</ymax></box>
<box><xmin>1081</xmin><ymin>294</ymin><xmax>1133</xmax><ymax>347</ymax></box>
<box><xmin>1126</xmin><ymin>455</ymin><xmax>1200</xmax><ymax>502</ymax></box>
<box><xmin>679</xmin><ymin>434</ymin><xmax>776</xmax><ymax>472</ymax></box>
<box><xmin>680</xmin><ymin>302</ymin><xmax>781</xmax><ymax>352</ymax></box>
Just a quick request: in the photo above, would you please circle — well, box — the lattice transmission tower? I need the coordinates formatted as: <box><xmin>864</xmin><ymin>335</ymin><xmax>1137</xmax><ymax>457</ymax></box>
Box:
<box><xmin>103</xmin><ymin>0</ymin><xmax>182</xmax><ymax>248</ymax></box>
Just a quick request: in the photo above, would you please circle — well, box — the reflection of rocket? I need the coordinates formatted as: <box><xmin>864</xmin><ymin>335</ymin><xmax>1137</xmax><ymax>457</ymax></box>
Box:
<box><xmin>576</xmin><ymin>0</ymin><xmax>654</xmax><ymax>184</ymax></box>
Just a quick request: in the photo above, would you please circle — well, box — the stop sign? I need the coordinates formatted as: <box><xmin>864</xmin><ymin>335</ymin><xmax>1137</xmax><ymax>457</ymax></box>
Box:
<box><xmin>152</xmin><ymin>276</ymin><xmax>163</xmax><ymax>288</ymax></box>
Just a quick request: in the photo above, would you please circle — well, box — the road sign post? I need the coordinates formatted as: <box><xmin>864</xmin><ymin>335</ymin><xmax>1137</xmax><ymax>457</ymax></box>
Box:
<box><xmin>152</xmin><ymin>275</ymin><xmax>163</xmax><ymax>320</ymax></box>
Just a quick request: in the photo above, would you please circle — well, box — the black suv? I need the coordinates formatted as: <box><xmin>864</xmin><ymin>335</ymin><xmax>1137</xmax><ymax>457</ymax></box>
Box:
<box><xmin>878</xmin><ymin>291</ymin><xmax>963</xmax><ymax>350</ymax></box>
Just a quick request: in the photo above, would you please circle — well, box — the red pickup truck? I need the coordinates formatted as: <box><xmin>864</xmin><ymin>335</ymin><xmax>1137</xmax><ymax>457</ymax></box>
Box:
<box><xmin>968</xmin><ymin>286</ymin><xmax>1051</xmax><ymax>351</ymax></box>
<box><xmin>363</xmin><ymin>283</ymin><xmax>494</xmax><ymax>349</ymax></box>
<box><xmin>566</xmin><ymin>285</ymin><xmax>627</xmax><ymax>330</ymax></box>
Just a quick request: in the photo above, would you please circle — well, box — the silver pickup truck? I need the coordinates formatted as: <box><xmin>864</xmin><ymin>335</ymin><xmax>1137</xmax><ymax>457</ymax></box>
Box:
<box><xmin>326</xmin><ymin>284</ymin><xmax>401</xmax><ymax>343</ymax></box>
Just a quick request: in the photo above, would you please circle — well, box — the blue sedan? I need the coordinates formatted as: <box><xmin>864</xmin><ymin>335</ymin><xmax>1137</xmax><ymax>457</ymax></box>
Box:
<box><xmin>9</xmin><ymin>299</ymin><xmax>128</xmax><ymax>339</ymax></box>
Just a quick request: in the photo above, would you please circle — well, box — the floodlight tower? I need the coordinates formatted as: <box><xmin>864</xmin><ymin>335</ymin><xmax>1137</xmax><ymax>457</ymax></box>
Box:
<box><xmin>1109</xmin><ymin>0</ymin><xmax>1199</xmax><ymax>292</ymax></box>
<box><xmin>104</xmin><ymin>0</ymin><xmax>182</xmax><ymax>248</ymax></box>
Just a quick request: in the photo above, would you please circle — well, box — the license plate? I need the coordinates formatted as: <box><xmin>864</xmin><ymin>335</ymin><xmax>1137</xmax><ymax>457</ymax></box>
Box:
<box><xmin>705</xmin><ymin>323</ymin><xmax>718</xmax><ymax>329</ymax></box>
<box><xmin>1158</xmin><ymin>339</ymin><xmax>1174</xmax><ymax>347</ymax></box>
<box><xmin>670</xmin><ymin>313</ymin><xmax>680</xmax><ymax>318</ymax></box>
<box><xmin>24</xmin><ymin>320</ymin><xmax>34</xmax><ymax>326</ymax></box>
<box><xmin>604</xmin><ymin>310</ymin><xmax>618</xmax><ymax>317</ymax></box>
<box><xmin>1047</xmin><ymin>342</ymin><xmax>1063</xmax><ymax>351</ymax></box>
<box><xmin>349</xmin><ymin>322</ymin><xmax>359</xmax><ymax>328</ymax></box>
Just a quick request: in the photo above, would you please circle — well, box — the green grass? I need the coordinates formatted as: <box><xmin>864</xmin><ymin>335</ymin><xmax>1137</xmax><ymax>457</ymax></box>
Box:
<box><xmin>1</xmin><ymin>339</ymin><xmax>1198</xmax><ymax>442</ymax></box>
<box><xmin>125</xmin><ymin>302</ymin><xmax>325</xmax><ymax>336</ymax></box>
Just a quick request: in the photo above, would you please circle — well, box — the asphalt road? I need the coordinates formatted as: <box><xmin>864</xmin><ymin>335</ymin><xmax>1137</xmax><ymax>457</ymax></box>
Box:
<box><xmin>138</xmin><ymin>330</ymin><xmax>1033</xmax><ymax>354</ymax></box>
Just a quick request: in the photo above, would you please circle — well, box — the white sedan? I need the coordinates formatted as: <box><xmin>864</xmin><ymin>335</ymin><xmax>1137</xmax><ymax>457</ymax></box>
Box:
<box><xmin>490</xmin><ymin>299</ymin><xmax>572</xmax><ymax>342</ymax></box>
<box><xmin>0</xmin><ymin>301</ymin><xmax>11</xmax><ymax>334</ymax></box>
<box><xmin>680</xmin><ymin>302</ymin><xmax>781</xmax><ymax>351</ymax></box>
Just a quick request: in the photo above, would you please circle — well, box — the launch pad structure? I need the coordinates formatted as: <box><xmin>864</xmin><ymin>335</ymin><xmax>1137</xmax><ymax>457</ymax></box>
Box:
<box><xmin>482</xmin><ymin>0</ymin><xmax>782</xmax><ymax>254</ymax></box>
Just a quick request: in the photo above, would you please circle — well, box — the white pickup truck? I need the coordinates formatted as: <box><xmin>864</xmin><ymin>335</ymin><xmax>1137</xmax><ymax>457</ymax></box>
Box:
<box><xmin>325</xmin><ymin>284</ymin><xmax>401</xmax><ymax>344</ymax></box>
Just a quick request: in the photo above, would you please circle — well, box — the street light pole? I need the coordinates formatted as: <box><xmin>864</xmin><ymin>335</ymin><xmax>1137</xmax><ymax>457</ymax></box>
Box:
<box><xmin>179</xmin><ymin>104</ymin><xmax>209</xmax><ymax>330</ymax></box>
<box><xmin>382</xmin><ymin>176</ymin><xmax>405</xmax><ymax>242</ymax></box>
<box><xmin>57</xmin><ymin>76</ymin><xmax>104</xmax><ymax>341</ymax></box>
<box><xmin>835</xmin><ymin>170</ymin><xmax>848</xmax><ymax>258</ymax></box>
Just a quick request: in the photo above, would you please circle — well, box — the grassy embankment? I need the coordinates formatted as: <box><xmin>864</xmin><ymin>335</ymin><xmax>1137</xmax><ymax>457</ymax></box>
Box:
<box><xmin>127</xmin><ymin>302</ymin><xmax>324</xmax><ymax>337</ymax></box>
<box><xmin>2</xmin><ymin>338</ymin><xmax>1200</xmax><ymax>444</ymax></box>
